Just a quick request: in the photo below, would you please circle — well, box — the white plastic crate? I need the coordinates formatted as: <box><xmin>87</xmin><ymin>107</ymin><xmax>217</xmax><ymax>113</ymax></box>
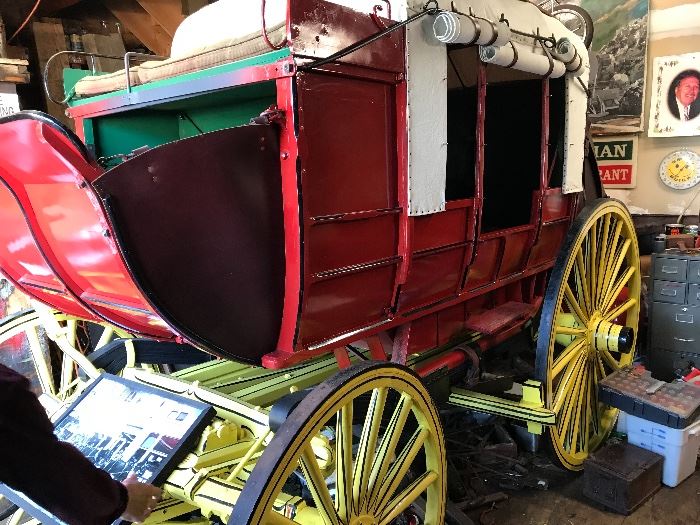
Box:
<box><xmin>626</xmin><ymin>413</ymin><xmax>700</xmax><ymax>487</ymax></box>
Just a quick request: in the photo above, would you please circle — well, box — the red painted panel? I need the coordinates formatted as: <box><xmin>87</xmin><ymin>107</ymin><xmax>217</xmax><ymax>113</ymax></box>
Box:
<box><xmin>399</xmin><ymin>246</ymin><xmax>465</xmax><ymax>311</ymax></box>
<box><xmin>290</xmin><ymin>0</ymin><xmax>404</xmax><ymax>73</ymax></box>
<box><xmin>437</xmin><ymin>302</ymin><xmax>466</xmax><ymax>346</ymax></box>
<box><xmin>299</xmin><ymin>264</ymin><xmax>396</xmax><ymax>346</ymax></box>
<box><xmin>529</xmin><ymin>221</ymin><xmax>568</xmax><ymax>267</ymax></box>
<box><xmin>297</xmin><ymin>73</ymin><xmax>397</xmax><ymax>216</ymax></box>
<box><xmin>407</xmin><ymin>313</ymin><xmax>438</xmax><ymax>354</ymax></box>
<box><xmin>465</xmin><ymin>239</ymin><xmax>501</xmax><ymax>290</ymax></box>
<box><xmin>542</xmin><ymin>188</ymin><xmax>571</xmax><ymax>222</ymax></box>
<box><xmin>307</xmin><ymin>214</ymin><xmax>398</xmax><ymax>274</ymax></box>
<box><xmin>0</xmin><ymin>115</ymin><xmax>172</xmax><ymax>338</ymax></box>
<box><xmin>0</xmin><ymin>180</ymin><xmax>97</xmax><ymax>319</ymax></box>
<box><xmin>498</xmin><ymin>229</ymin><xmax>533</xmax><ymax>278</ymax></box>
<box><xmin>412</xmin><ymin>207</ymin><xmax>469</xmax><ymax>252</ymax></box>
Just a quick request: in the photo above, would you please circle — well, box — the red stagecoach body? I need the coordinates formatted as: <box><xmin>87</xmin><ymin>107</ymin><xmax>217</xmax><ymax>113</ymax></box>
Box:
<box><xmin>0</xmin><ymin>0</ymin><xmax>599</xmax><ymax>370</ymax></box>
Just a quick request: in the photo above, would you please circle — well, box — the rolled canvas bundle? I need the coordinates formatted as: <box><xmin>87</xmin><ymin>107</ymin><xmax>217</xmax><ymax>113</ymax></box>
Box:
<box><xmin>479</xmin><ymin>41</ymin><xmax>566</xmax><ymax>78</ymax></box>
<box><xmin>432</xmin><ymin>11</ymin><xmax>511</xmax><ymax>47</ymax></box>
<box><xmin>550</xmin><ymin>38</ymin><xmax>584</xmax><ymax>77</ymax></box>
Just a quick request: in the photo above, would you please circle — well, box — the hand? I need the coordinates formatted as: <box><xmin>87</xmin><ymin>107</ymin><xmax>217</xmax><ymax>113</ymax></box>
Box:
<box><xmin>120</xmin><ymin>473</ymin><xmax>162</xmax><ymax>523</ymax></box>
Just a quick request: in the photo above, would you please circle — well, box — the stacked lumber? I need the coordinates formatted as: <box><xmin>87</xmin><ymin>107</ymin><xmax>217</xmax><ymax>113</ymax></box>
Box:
<box><xmin>0</xmin><ymin>59</ymin><xmax>29</xmax><ymax>84</ymax></box>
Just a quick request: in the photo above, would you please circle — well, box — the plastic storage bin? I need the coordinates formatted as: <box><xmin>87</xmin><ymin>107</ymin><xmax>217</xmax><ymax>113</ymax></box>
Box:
<box><xmin>626</xmin><ymin>413</ymin><xmax>700</xmax><ymax>487</ymax></box>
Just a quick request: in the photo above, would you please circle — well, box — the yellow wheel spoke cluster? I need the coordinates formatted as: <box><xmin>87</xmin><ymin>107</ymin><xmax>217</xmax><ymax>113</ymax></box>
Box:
<box><xmin>536</xmin><ymin>199</ymin><xmax>641</xmax><ymax>470</ymax></box>
<box><xmin>229</xmin><ymin>362</ymin><xmax>446</xmax><ymax>525</ymax></box>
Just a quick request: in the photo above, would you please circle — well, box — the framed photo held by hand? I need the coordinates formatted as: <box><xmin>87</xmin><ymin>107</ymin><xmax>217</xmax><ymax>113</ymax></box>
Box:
<box><xmin>649</xmin><ymin>52</ymin><xmax>700</xmax><ymax>137</ymax></box>
<box><xmin>0</xmin><ymin>374</ymin><xmax>215</xmax><ymax>524</ymax></box>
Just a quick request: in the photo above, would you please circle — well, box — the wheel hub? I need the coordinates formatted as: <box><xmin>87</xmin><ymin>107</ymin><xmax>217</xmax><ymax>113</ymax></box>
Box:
<box><xmin>589</xmin><ymin>314</ymin><xmax>634</xmax><ymax>354</ymax></box>
<box><xmin>350</xmin><ymin>515</ymin><xmax>377</xmax><ymax>525</ymax></box>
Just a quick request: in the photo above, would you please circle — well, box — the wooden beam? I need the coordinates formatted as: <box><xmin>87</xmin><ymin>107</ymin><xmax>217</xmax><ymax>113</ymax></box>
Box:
<box><xmin>182</xmin><ymin>0</ymin><xmax>207</xmax><ymax>16</ymax></box>
<box><xmin>82</xmin><ymin>33</ymin><xmax>125</xmax><ymax>73</ymax></box>
<box><xmin>32</xmin><ymin>19</ymin><xmax>72</xmax><ymax>128</ymax></box>
<box><xmin>39</xmin><ymin>0</ymin><xmax>84</xmax><ymax>15</ymax></box>
<box><xmin>134</xmin><ymin>0</ymin><xmax>185</xmax><ymax>37</ymax></box>
<box><xmin>101</xmin><ymin>0</ymin><xmax>172</xmax><ymax>56</ymax></box>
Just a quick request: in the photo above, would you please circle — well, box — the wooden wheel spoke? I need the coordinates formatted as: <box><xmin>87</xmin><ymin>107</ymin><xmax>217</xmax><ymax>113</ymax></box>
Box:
<box><xmin>604</xmin><ymin>297</ymin><xmax>637</xmax><ymax>324</ymax></box>
<box><xmin>600</xmin><ymin>239</ymin><xmax>631</xmax><ymax>310</ymax></box>
<box><xmin>299</xmin><ymin>446</ymin><xmax>341</xmax><ymax>525</ymax></box>
<box><xmin>365</xmin><ymin>393</ymin><xmax>413</xmax><ymax>512</ymax></box>
<box><xmin>551</xmin><ymin>338</ymin><xmax>585</xmax><ymax>378</ymax></box>
<box><xmin>552</xmin><ymin>352</ymin><xmax>586</xmax><ymax>415</ymax></box>
<box><xmin>555</xmin><ymin>326</ymin><xmax>586</xmax><ymax>337</ymax></box>
<box><xmin>595</xmin><ymin>215</ymin><xmax>612</xmax><ymax>306</ymax></box>
<box><xmin>369</xmin><ymin>427</ymin><xmax>429</xmax><ymax>514</ymax></box>
<box><xmin>583</xmin><ymin>366</ymin><xmax>593</xmax><ymax>452</ymax></box>
<box><xmin>378</xmin><ymin>471</ymin><xmax>438</xmax><ymax>525</ymax></box>
<box><xmin>601</xmin><ymin>267</ymin><xmax>636</xmax><ymax>316</ymax></box>
<box><xmin>597</xmin><ymin>220</ymin><xmax>623</xmax><ymax>308</ymax></box>
<box><xmin>575</xmin><ymin>249</ymin><xmax>592</xmax><ymax>316</ymax></box>
<box><xmin>352</xmin><ymin>387</ymin><xmax>387</xmax><ymax>513</ymax></box>
<box><xmin>569</xmin><ymin>361</ymin><xmax>588</xmax><ymax>451</ymax></box>
<box><xmin>589</xmin><ymin>222</ymin><xmax>598</xmax><ymax>308</ymax></box>
<box><xmin>335</xmin><ymin>403</ymin><xmax>354</xmax><ymax>521</ymax></box>
<box><xmin>95</xmin><ymin>326</ymin><xmax>115</xmax><ymax>349</ymax></box>
<box><xmin>557</xmin><ymin>358</ymin><xmax>586</xmax><ymax>444</ymax></box>
<box><xmin>599</xmin><ymin>347</ymin><xmax>622</xmax><ymax>371</ymax></box>
<box><xmin>564</xmin><ymin>284</ymin><xmax>588</xmax><ymax>324</ymax></box>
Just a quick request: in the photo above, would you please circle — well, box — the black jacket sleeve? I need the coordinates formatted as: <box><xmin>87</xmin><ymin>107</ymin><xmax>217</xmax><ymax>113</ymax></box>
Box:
<box><xmin>0</xmin><ymin>364</ymin><xmax>128</xmax><ymax>525</ymax></box>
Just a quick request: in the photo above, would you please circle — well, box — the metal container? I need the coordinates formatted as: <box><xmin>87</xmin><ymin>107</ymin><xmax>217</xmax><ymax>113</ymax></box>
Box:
<box><xmin>583</xmin><ymin>441</ymin><xmax>663</xmax><ymax>515</ymax></box>
<box><xmin>653</xmin><ymin>234</ymin><xmax>667</xmax><ymax>253</ymax></box>
<box><xmin>683</xmin><ymin>224</ymin><xmax>699</xmax><ymax>237</ymax></box>
<box><xmin>665</xmin><ymin>223</ymin><xmax>685</xmax><ymax>235</ymax></box>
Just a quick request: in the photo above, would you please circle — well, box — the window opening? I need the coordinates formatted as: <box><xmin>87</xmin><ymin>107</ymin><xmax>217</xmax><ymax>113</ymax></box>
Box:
<box><xmin>482</xmin><ymin>66</ymin><xmax>543</xmax><ymax>231</ymax></box>
<box><xmin>446</xmin><ymin>45</ymin><xmax>478</xmax><ymax>201</ymax></box>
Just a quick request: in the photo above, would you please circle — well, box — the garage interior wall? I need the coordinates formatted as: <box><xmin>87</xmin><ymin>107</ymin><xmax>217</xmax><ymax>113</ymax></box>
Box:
<box><xmin>606</xmin><ymin>0</ymin><xmax>700</xmax><ymax>215</ymax></box>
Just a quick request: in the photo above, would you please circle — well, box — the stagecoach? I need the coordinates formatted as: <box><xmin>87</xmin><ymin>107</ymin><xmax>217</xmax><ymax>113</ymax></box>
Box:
<box><xmin>0</xmin><ymin>0</ymin><xmax>640</xmax><ymax>523</ymax></box>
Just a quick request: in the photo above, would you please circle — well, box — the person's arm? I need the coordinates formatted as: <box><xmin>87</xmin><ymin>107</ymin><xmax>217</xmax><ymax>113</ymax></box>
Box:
<box><xmin>0</xmin><ymin>365</ymin><xmax>160</xmax><ymax>524</ymax></box>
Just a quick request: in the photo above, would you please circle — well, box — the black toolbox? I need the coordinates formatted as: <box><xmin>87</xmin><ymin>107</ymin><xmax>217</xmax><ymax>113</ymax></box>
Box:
<box><xmin>583</xmin><ymin>441</ymin><xmax>663</xmax><ymax>515</ymax></box>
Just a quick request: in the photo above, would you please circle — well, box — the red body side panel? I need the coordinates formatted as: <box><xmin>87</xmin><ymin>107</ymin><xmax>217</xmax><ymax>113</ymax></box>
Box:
<box><xmin>0</xmin><ymin>115</ymin><xmax>173</xmax><ymax>338</ymax></box>
<box><xmin>0</xmin><ymin>180</ymin><xmax>97</xmax><ymax>319</ymax></box>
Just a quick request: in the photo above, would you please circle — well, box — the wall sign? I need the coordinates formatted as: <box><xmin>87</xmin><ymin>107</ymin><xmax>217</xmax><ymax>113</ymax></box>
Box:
<box><xmin>593</xmin><ymin>136</ymin><xmax>637</xmax><ymax>188</ymax></box>
<box><xmin>0</xmin><ymin>83</ymin><xmax>19</xmax><ymax>117</ymax></box>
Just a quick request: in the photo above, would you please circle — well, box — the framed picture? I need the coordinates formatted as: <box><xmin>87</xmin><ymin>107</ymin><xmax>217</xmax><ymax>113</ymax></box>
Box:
<box><xmin>0</xmin><ymin>374</ymin><xmax>215</xmax><ymax>524</ymax></box>
<box><xmin>649</xmin><ymin>52</ymin><xmax>700</xmax><ymax>137</ymax></box>
<box><xmin>583</xmin><ymin>0</ymin><xmax>650</xmax><ymax>135</ymax></box>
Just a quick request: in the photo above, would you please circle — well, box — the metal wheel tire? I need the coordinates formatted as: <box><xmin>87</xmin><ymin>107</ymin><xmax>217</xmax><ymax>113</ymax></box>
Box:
<box><xmin>229</xmin><ymin>361</ymin><xmax>446</xmax><ymax>525</ymax></box>
<box><xmin>535</xmin><ymin>199</ymin><xmax>640</xmax><ymax>470</ymax></box>
<box><xmin>552</xmin><ymin>4</ymin><xmax>594</xmax><ymax>48</ymax></box>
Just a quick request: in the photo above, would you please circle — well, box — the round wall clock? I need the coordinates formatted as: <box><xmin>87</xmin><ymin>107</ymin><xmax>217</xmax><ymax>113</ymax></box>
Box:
<box><xmin>659</xmin><ymin>149</ymin><xmax>700</xmax><ymax>190</ymax></box>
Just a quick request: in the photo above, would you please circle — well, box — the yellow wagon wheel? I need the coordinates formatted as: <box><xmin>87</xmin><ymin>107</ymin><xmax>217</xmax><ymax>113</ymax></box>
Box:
<box><xmin>230</xmin><ymin>361</ymin><xmax>446</xmax><ymax>525</ymax></box>
<box><xmin>535</xmin><ymin>199</ymin><xmax>641</xmax><ymax>470</ymax></box>
<box><xmin>0</xmin><ymin>308</ymin><xmax>131</xmax><ymax>404</ymax></box>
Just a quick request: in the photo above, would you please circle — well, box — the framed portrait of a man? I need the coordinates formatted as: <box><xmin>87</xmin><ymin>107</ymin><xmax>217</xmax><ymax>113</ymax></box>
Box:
<box><xmin>649</xmin><ymin>52</ymin><xmax>700</xmax><ymax>137</ymax></box>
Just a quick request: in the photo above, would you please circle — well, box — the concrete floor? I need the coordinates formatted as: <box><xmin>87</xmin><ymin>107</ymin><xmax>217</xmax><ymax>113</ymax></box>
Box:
<box><xmin>479</xmin><ymin>468</ymin><xmax>700</xmax><ymax>525</ymax></box>
<box><xmin>2</xmin><ymin>467</ymin><xmax>698</xmax><ymax>524</ymax></box>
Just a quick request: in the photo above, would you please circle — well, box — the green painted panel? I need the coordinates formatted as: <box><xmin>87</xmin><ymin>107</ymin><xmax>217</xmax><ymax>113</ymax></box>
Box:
<box><xmin>93</xmin><ymin>111</ymin><xmax>180</xmax><ymax>161</ymax></box>
<box><xmin>87</xmin><ymin>81</ymin><xmax>276</xmax><ymax>157</ymax></box>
